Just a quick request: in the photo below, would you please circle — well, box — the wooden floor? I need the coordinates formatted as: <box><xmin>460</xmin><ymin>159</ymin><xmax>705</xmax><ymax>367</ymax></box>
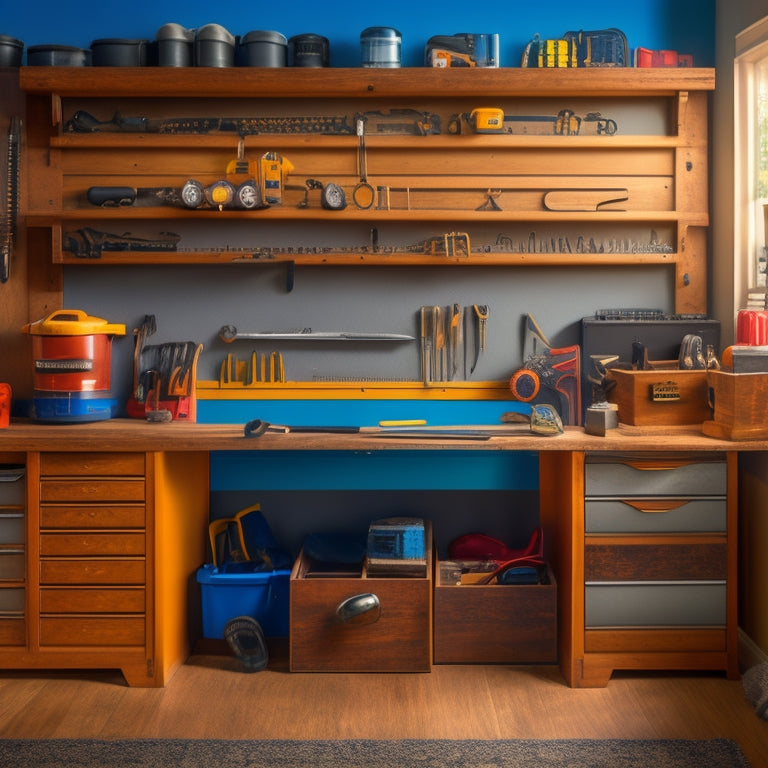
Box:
<box><xmin>1</xmin><ymin>648</ymin><xmax>767</xmax><ymax>767</ymax></box>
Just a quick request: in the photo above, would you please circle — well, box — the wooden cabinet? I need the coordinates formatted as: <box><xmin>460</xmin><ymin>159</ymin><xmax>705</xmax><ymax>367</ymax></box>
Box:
<box><xmin>0</xmin><ymin>456</ymin><xmax>26</xmax><ymax>647</ymax></box>
<box><xmin>540</xmin><ymin>450</ymin><xmax>739</xmax><ymax>688</ymax></box>
<box><xmin>18</xmin><ymin>67</ymin><xmax>714</xmax><ymax>314</ymax></box>
<box><xmin>0</xmin><ymin>449</ymin><xmax>209</xmax><ymax>687</ymax></box>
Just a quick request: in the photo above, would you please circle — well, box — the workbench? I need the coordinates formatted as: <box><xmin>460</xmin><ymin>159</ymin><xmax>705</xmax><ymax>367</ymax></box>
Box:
<box><xmin>0</xmin><ymin>419</ymin><xmax>758</xmax><ymax>687</ymax></box>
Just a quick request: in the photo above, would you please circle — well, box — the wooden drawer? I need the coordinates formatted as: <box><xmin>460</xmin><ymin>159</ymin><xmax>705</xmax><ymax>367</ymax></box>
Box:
<box><xmin>0</xmin><ymin>617</ymin><xmax>25</xmax><ymax>645</ymax></box>
<box><xmin>0</xmin><ymin>465</ymin><xmax>25</xmax><ymax>505</ymax></box>
<box><xmin>290</xmin><ymin>551</ymin><xmax>432</xmax><ymax>672</ymax></box>
<box><xmin>39</xmin><ymin>616</ymin><xmax>145</xmax><ymax>646</ymax></box>
<box><xmin>40</xmin><ymin>504</ymin><xmax>145</xmax><ymax>529</ymax></box>
<box><xmin>40</xmin><ymin>479</ymin><xmax>145</xmax><ymax>503</ymax></box>
<box><xmin>585</xmin><ymin>539</ymin><xmax>727</xmax><ymax>581</ymax></box>
<box><xmin>0</xmin><ymin>552</ymin><xmax>24</xmax><ymax>580</ymax></box>
<box><xmin>585</xmin><ymin>627</ymin><xmax>727</xmax><ymax>653</ymax></box>
<box><xmin>585</xmin><ymin>454</ymin><xmax>726</xmax><ymax>497</ymax></box>
<box><xmin>40</xmin><ymin>587</ymin><xmax>145</xmax><ymax>614</ymax></box>
<box><xmin>40</xmin><ymin>558</ymin><xmax>146</xmax><ymax>585</ymax></box>
<box><xmin>434</xmin><ymin>562</ymin><xmax>556</xmax><ymax>664</ymax></box>
<box><xmin>585</xmin><ymin>581</ymin><xmax>726</xmax><ymax>627</ymax></box>
<box><xmin>0</xmin><ymin>586</ymin><xmax>25</xmax><ymax>613</ymax></box>
<box><xmin>40</xmin><ymin>532</ymin><xmax>145</xmax><ymax>557</ymax></box>
<box><xmin>585</xmin><ymin>498</ymin><xmax>726</xmax><ymax>534</ymax></box>
<box><xmin>41</xmin><ymin>452</ymin><xmax>145</xmax><ymax>476</ymax></box>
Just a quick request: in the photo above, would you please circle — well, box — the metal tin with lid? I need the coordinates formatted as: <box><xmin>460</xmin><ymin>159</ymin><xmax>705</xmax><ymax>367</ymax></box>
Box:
<box><xmin>0</xmin><ymin>36</ymin><xmax>24</xmax><ymax>67</ymax></box>
<box><xmin>360</xmin><ymin>27</ymin><xmax>401</xmax><ymax>68</ymax></box>
<box><xmin>156</xmin><ymin>23</ymin><xmax>194</xmax><ymax>66</ymax></box>
<box><xmin>195</xmin><ymin>23</ymin><xmax>235</xmax><ymax>67</ymax></box>
<box><xmin>237</xmin><ymin>30</ymin><xmax>287</xmax><ymax>67</ymax></box>
<box><xmin>27</xmin><ymin>45</ymin><xmax>91</xmax><ymax>67</ymax></box>
<box><xmin>287</xmin><ymin>33</ymin><xmax>329</xmax><ymax>67</ymax></box>
<box><xmin>91</xmin><ymin>38</ymin><xmax>149</xmax><ymax>67</ymax></box>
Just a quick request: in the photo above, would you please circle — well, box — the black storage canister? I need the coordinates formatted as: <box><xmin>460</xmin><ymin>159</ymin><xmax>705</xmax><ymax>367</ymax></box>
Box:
<box><xmin>287</xmin><ymin>33</ymin><xmax>329</xmax><ymax>67</ymax></box>
<box><xmin>156</xmin><ymin>23</ymin><xmax>194</xmax><ymax>66</ymax></box>
<box><xmin>195</xmin><ymin>23</ymin><xmax>235</xmax><ymax>67</ymax></box>
<box><xmin>27</xmin><ymin>45</ymin><xmax>92</xmax><ymax>66</ymax></box>
<box><xmin>0</xmin><ymin>36</ymin><xmax>24</xmax><ymax>67</ymax></box>
<box><xmin>237</xmin><ymin>30</ymin><xmax>287</xmax><ymax>67</ymax></box>
<box><xmin>91</xmin><ymin>38</ymin><xmax>149</xmax><ymax>66</ymax></box>
<box><xmin>360</xmin><ymin>26</ymin><xmax>401</xmax><ymax>68</ymax></box>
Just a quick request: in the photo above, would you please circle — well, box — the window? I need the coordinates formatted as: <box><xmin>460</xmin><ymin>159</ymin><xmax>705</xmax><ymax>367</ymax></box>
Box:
<box><xmin>735</xmin><ymin>17</ymin><xmax>768</xmax><ymax>303</ymax></box>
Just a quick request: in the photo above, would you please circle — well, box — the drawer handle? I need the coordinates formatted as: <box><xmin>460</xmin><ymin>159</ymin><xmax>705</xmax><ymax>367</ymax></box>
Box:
<box><xmin>622</xmin><ymin>460</ymin><xmax>695</xmax><ymax>471</ymax></box>
<box><xmin>622</xmin><ymin>499</ymin><xmax>688</xmax><ymax>513</ymax></box>
<box><xmin>336</xmin><ymin>593</ymin><xmax>381</xmax><ymax>626</ymax></box>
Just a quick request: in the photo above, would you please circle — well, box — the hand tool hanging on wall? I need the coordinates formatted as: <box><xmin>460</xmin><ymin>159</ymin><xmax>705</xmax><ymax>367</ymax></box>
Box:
<box><xmin>1</xmin><ymin>116</ymin><xmax>21</xmax><ymax>283</ymax></box>
<box><xmin>219</xmin><ymin>325</ymin><xmax>415</xmax><ymax>343</ymax></box>
<box><xmin>420</xmin><ymin>304</ymin><xmax>476</xmax><ymax>383</ymax></box>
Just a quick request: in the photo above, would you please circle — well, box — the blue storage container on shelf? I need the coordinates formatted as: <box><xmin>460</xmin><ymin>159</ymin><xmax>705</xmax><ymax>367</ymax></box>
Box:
<box><xmin>197</xmin><ymin>563</ymin><xmax>291</xmax><ymax>639</ymax></box>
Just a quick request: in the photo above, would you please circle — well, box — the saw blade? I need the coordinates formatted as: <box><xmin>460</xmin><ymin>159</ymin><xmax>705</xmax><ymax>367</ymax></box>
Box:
<box><xmin>1</xmin><ymin>116</ymin><xmax>21</xmax><ymax>284</ymax></box>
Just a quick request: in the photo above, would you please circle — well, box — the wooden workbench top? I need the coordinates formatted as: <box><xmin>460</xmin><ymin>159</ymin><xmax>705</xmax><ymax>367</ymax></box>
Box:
<box><xmin>0</xmin><ymin>419</ymin><xmax>763</xmax><ymax>454</ymax></box>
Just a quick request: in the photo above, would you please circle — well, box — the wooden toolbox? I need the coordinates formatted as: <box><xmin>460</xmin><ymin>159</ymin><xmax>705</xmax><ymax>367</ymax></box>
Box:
<box><xmin>433</xmin><ymin>560</ymin><xmax>557</xmax><ymax>664</ymax></box>
<box><xmin>702</xmin><ymin>369</ymin><xmax>768</xmax><ymax>439</ymax></box>
<box><xmin>606</xmin><ymin>366</ymin><xmax>711</xmax><ymax>426</ymax></box>
<box><xmin>289</xmin><ymin>543</ymin><xmax>433</xmax><ymax>673</ymax></box>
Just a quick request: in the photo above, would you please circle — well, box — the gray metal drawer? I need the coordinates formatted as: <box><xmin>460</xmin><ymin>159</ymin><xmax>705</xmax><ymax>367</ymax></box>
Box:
<box><xmin>585</xmin><ymin>498</ymin><xmax>727</xmax><ymax>533</ymax></box>
<box><xmin>0</xmin><ymin>466</ymin><xmax>25</xmax><ymax>506</ymax></box>
<box><xmin>586</xmin><ymin>457</ymin><xmax>726</xmax><ymax>497</ymax></box>
<box><xmin>0</xmin><ymin>513</ymin><xmax>24</xmax><ymax>545</ymax></box>
<box><xmin>585</xmin><ymin>581</ymin><xmax>726</xmax><ymax>627</ymax></box>
<box><xmin>0</xmin><ymin>587</ymin><xmax>25</xmax><ymax>614</ymax></box>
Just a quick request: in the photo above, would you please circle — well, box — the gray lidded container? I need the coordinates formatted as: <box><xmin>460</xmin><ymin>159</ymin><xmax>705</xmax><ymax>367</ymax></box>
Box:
<box><xmin>195</xmin><ymin>23</ymin><xmax>235</xmax><ymax>67</ymax></box>
<box><xmin>27</xmin><ymin>45</ymin><xmax>91</xmax><ymax>66</ymax></box>
<box><xmin>287</xmin><ymin>33</ymin><xmax>329</xmax><ymax>67</ymax></box>
<box><xmin>156</xmin><ymin>23</ymin><xmax>194</xmax><ymax>67</ymax></box>
<box><xmin>360</xmin><ymin>26</ymin><xmax>401</xmax><ymax>68</ymax></box>
<box><xmin>0</xmin><ymin>35</ymin><xmax>24</xmax><ymax>67</ymax></box>
<box><xmin>237</xmin><ymin>30</ymin><xmax>287</xmax><ymax>67</ymax></box>
<box><xmin>91</xmin><ymin>38</ymin><xmax>149</xmax><ymax>66</ymax></box>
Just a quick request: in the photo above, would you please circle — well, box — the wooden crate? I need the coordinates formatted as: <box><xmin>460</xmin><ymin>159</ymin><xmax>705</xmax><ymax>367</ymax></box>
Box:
<box><xmin>433</xmin><ymin>561</ymin><xmax>557</xmax><ymax>664</ymax></box>
<box><xmin>606</xmin><ymin>367</ymin><xmax>710</xmax><ymax>426</ymax></box>
<box><xmin>702</xmin><ymin>369</ymin><xmax>768</xmax><ymax>439</ymax></box>
<box><xmin>289</xmin><ymin>547</ymin><xmax>433</xmax><ymax>673</ymax></box>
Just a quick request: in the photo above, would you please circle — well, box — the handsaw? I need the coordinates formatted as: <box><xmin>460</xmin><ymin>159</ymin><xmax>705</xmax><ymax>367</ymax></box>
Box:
<box><xmin>1</xmin><ymin>116</ymin><xmax>21</xmax><ymax>283</ymax></box>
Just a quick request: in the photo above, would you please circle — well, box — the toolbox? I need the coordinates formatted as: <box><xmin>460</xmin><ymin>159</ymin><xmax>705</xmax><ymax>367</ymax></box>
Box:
<box><xmin>433</xmin><ymin>559</ymin><xmax>557</xmax><ymax>664</ymax></box>
<box><xmin>289</xmin><ymin>532</ymin><xmax>433</xmax><ymax>672</ymax></box>
<box><xmin>702</xmin><ymin>369</ymin><xmax>768</xmax><ymax>440</ymax></box>
<box><xmin>606</xmin><ymin>367</ymin><xmax>710</xmax><ymax>426</ymax></box>
<box><xmin>196</xmin><ymin>564</ymin><xmax>291</xmax><ymax>639</ymax></box>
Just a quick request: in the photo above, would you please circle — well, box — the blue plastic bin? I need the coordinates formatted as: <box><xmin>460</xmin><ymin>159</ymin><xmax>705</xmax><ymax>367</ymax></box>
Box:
<box><xmin>197</xmin><ymin>563</ymin><xmax>291</xmax><ymax>639</ymax></box>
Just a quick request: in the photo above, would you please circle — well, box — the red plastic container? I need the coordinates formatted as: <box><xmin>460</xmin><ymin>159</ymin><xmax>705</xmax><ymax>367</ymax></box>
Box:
<box><xmin>22</xmin><ymin>310</ymin><xmax>125</xmax><ymax>393</ymax></box>
<box><xmin>736</xmin><ymin>309</ymin><xmax>768</xmax><ymax>345</ymax></box>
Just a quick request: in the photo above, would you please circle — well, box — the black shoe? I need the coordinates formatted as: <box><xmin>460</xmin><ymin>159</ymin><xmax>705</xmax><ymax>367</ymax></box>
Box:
<box><xmin>224</xmin><ymin>615</ymin><xmax>269</xmax><ymax>672</ymax></box>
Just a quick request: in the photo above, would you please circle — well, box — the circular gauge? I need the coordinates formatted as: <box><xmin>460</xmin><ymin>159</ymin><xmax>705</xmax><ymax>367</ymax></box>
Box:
<box><xmin>321</xmin><ymin>182</ymin><xmax>347</xmax><ymax>210</ymax></box>
<box><xmin>509</xmin><ymin>368</ymin><xmax>540</xmax><ymax>402</ymax></box>
<box><xmin>180</xmin><ymin>179</ymin><xmax>205</xmax><ymax>209</ymax></box>
<box><xmin>352</xmin><ymin>181</ymin><xmax>375</xmax><ymax>210</ymax></box>
<box><xmin>236</xmin><ymin>180</ymin><xmax>263</xmax><ymax>210</ymax></box>
<box><xmin>205</xmin><ymin>180</ymin><xmax>236</xmax><ymax>209</ymax></box>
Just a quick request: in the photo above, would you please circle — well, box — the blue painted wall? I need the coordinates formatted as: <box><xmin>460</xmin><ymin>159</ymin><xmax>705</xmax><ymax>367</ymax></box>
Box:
<box><xmin>3</xmin><ymin>1</ymin><xmax>714</xmax><ymax>67</ymax></box>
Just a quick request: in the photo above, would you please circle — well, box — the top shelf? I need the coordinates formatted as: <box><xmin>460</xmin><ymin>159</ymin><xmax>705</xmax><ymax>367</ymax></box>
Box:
<box><xmin>19</xmin><ymin>67</ymin><xmax>716</xmax><ymax>100</ymax></box>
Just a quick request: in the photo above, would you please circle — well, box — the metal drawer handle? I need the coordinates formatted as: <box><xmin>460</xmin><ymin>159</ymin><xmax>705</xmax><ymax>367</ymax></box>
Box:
<box><xmin>336</xmin><ymin>593</ymin><xmax>381</xmax><ymax>626</ymax></box>
<box><xmin>622</xmin><ymin>499</ymin><xmax>688</xmax><ymax>513</ymax></box>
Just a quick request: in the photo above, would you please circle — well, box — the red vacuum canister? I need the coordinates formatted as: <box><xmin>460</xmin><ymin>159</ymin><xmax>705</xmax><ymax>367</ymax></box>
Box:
<box><xmin>21</xmin><ymin>309</ymin><xmax>126</xmax><ymax>422</ymax></box>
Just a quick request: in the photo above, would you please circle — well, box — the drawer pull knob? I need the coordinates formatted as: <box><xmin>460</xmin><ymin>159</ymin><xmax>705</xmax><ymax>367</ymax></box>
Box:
<box><xmin>623</xmin><ymin>499</ymin><xmax>687</xmax><ymax>513</ymax></box>
<box><xmin>336</xmin><ymin>593</ymin><xmax>381</xmax><ymax>626</ymax></box>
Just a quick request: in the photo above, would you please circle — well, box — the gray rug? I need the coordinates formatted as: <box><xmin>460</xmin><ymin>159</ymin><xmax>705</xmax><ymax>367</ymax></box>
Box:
<box><xmin>0</xmin><ymin>738</ymin><xmax>752</xmax><ymax>767</ymax></box>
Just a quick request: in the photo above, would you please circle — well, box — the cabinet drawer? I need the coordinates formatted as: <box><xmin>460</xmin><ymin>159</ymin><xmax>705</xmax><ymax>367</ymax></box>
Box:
<box><xmin>0</xmin><ymin>513</ymin><xmax>25</xmax><ymax>544</ymax></box>
<box><xmin>40</xmin><ymin>558</ymin><xmax>146</xmax><ymax>585</ymax></box>
<box><xmin>0</xmin><ymin>552</ymin><xmax>24</xmax><ymax>580</ymax></box>
<box><xmin>41</xmin><ymin>453</ymin><xmax>145</xmax><ymax>476</ymax></box>
<box><xmin>585</xmin><ymin>581</ymin><xmax>726</xmax><ymax>626</ymax></box>
<box><xmin>585</xmin><ymin>540</ymin><xmax>727</xmax><ymax>581</ymax></box>
<box><xmin>586</xmin><ymin>456</ymin><xmax>726</xmax><ymax>496</ymax></box>
<box><xmin>585</xmin><ymin>498</ymin><xmax>726</xmax><ymax>533</ymax></box>
<box><xmin>39</xmin><ymin>616</ymin><xmax>145</xmax><ymax>646</ymax></box>
<box><xmin>40</xmin><ymin>532</ymin><xmax>145</xmax><ymax>557</ymax></box>
<box><xmin>40</xmin><ymin>479</ymin><xmax>145</xmax><ymax>503</ymax></box>
<box><xmin>0</xmin><ymin>586</ymin><xmax>25</xmax><ymax>613</ymax></box>
<box><xmin>41</xmin><ymin>504</ymin><xmax>145</xmax><ymax>529</ymax></box>
<box><xmin>0</xmin><ymin>465</ymin><xmax>25</xmax><ymax>505</ymax></box>
<box><xmin>40</xmin><ymin>587</ymin><xmax>145</xmax><ymax>614</ymax></box>
<box><xmin>0</xmin><ymin>617</ymin><xmax>25</xmax><ymax>645</ymax></box>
